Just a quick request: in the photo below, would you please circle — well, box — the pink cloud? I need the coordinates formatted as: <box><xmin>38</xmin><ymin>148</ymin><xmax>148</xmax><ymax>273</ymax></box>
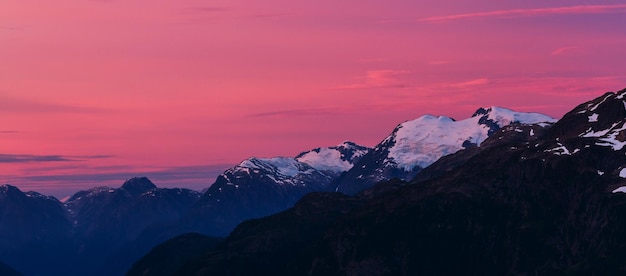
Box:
<box><xmin>551</xmin><ymin>46</ymin><xmax>580</xmax><ymax>56</ymax></box>
<box><xmin>417</xmin><ymin>4</ymin><xmax>626</xmax><ymax>23</ymax></box>
<box><xmin>449</xmin><ymin>78</ymin><xmax>489</xmax><ymax>88</ymax></box>
<box><xmin>333</xmin><ymin>70</ymin><xmax>410</xmax><ymax>90</ymax></box>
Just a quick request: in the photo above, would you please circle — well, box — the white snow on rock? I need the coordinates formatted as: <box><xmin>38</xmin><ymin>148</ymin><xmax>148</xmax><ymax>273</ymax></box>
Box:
<box><xmin>295</xmin><ymin>142</ymin><xmax>368</xmax><ymax>173</ymax></box>
<box><xmin>232</xmin><ymin>141</ymin><xmax>370</xmax><ymax>185</ymax></box>
<box><xmin>545</xmin><ymin>142</ymin><xmax>580</xmax><ymax>156</ymax></box>
<box><xmin>613</xmin><ymin>186</ymin><xmax>626</xmax><ymax>193</ymax></box>
<box><xmin>594</xmin><ymin>123</ymin><xmax>626</xmax><ymax>151</ymax></box>
<box><xmin>484</xmin><ymin>107</ymin><xmax>557</xmax><ymax>127</ymax></box>
<box><xmin>619</xmin><ymin>168</ymin><xmax>626</xmax><ymax>178</ymax></box>
<box><xmin>588</xmin><ymin>94</ymin><xmax>612</xmax><ymax>112</ymax></box>
<box><xmin>297</xmin><ymin>147</ymin><xmax>352</xmax><ymax>172</ymax></box>
<box><xmin>588</xmin><ymin>113</ymin><xmax>599</xmax><ymax>122</ymax></box>
<box><xmin>239</xmin><ymin>157</ymin><xmax>309</xmax><ymax>177</ymax></box>
<box><xmin>387</xmin><ymin>107</ymin><xmax>555</xmax><ymax>171</ymax></box>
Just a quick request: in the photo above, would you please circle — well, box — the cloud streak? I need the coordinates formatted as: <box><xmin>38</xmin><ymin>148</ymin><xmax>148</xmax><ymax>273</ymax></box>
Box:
<box><xmin>0</xmin><ymin>96</ymin><xmax>109</xmax><ymax>114</ymax></box>
<box><xmin>246</xmin><ymin>107</ymin><xmax>338</xmax><ymax>118</ymax></box>
<box><xmin>449</xmin><ymin>78</ymin><xmax>490</xmax><ymax>88</ymax></box>
<box><xmin>417</xmin><ymin>4</ymin><xmax>626</xmax><ymax>23</ymax></box>
<box><xmin>551</xmin><ymin>46</ymin><xmax>580</xmax><ymax>56</ymax></box>
<box><xmin>0</xmin><ymin>154</ymin><xmax>113</xmax><ymax>163</ymax></box>
<box><xmin>333</xmin><ymin>70</ymin><xmax>410</xmax><ymax>90</ymax></box>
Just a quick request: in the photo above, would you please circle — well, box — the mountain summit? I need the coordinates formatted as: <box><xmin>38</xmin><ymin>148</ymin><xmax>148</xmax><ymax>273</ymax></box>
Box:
<box><xmin>183</xmin><ymin>141</ymin><xmax>371</xmax><ymax>236</ymax></box>
<box><xmin>121</xmin><ymin>177</ymin><xmax>158</xmax><ymax>196</ymax></box>
<box><xmin>335</xmin><ymin>106</ymin><xmax>555</xmax><ymax>194</ymax></box>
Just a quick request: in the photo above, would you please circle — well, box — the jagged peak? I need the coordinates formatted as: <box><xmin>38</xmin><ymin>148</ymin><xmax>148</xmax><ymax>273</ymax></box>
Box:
<box><xmin>0</xmin><ymin>184</ymin><xmax>23</xmax><ymax>195</ymax></box>
<box><xmin>121</xmin><ymin>177</ymin><xmax>157</xmax><ymax>196</ymax></box>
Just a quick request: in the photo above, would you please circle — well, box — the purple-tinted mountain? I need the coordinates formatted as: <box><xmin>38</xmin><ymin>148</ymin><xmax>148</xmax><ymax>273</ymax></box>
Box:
<box><xmin>66</xmin><ymin>177</ymin><xmax>201</xmax><ymax>275</ymax></box>
<box><xmin>0</xmin><ymin>185</ymin><xmax>74</xmax><ymax>275</ymax></box>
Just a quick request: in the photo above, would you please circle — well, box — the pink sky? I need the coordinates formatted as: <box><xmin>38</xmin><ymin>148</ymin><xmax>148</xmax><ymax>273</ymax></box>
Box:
<box><xmin>1</xmin><ymin>0</ymin><xmax>626</xmax><ymax>197</ymax></box>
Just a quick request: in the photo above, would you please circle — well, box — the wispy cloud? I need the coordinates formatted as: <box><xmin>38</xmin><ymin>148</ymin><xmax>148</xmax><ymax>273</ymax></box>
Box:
<box><xmin>333</xmin><ymin>70</ymin><xmax>410</xmax><ymax>90</ymax></box>
<box><xmin>0</xmin><ymin>154</ymin><xmax>113</xmax><ymax>163</ymax></box>
<box><xmin>551</xmin><ymin>46</ymin><xmax>580</xmax><ymax>56</ymax></box>
<box><xmin>246</xmin><ymin>107</ymin><xmax>338</xmax><ymax>118</ymax></box>
<box><xmin>449</xmin><ymin>78</ymin><xmax>490</xmax><ymax>88</ymax></box>
<box><xmin>189</xmin><ymin>6</ymin><xmax>229</xmax><ymax>13</ymax></box>
<box><xmin>0</xmin><ymin>96</ymin><xmax>108</xmax><ymax>114</ymax></box>
<box><xmin>245</xmin><ymin>12</ymin><xmax>293</xmax><ymax>19</ymax></box>
<box><xmin>417</xmin><ymin>4</ymin><xmax>626</xmax><ymax>23</ymax></box>
<box><xmin>0</xmin><ymin>131</ymin><xmax>19</xmax><ymax>134</ymax></box>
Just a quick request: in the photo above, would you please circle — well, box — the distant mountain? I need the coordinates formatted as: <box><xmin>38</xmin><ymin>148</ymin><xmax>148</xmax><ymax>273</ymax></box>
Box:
<box><xmin>66</xmin><ymin>177</ymin><xmax>201</xmax><ymax>275</ymax></box>
<box><xmin>139</xmin><ymin>88</ymin><xmax>626</xmax><ymax>275</ymax></box>
<box><xmin>0</xmin><ymin>185</ymin><xmax>74</xmax><ymax>275</ymax></box>
<box><xmin>335</xmin><ymin>106</ymin><xmax>555</xmax><ymax>194</ymax></box>
<box><xmin>183</xmin><ymin>141</ymin><xmax>371</xmax><ymax>236</ymax></box>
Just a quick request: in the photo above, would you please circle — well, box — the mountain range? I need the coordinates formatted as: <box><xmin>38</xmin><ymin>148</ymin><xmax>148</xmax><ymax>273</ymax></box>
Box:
<box><xmin>11</xmin><ymin>89</ymin><xmax>626</xmax><ymax>275</ymax></box>
<box><xmin>128</xmin><ymin>88</ymin><xmax>626</xmax><ymax>275</ymax></box>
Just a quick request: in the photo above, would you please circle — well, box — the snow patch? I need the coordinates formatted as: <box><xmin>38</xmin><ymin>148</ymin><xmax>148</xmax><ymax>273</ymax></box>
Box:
<box><xmin>239</xmin><ymin>157</ymin><xmax>307</xmax><ymax>177</ymax></box>
<box><xmin>613</xmin><ymin>186</ymin><xmax>626</xmax><ymax>193</ymax></box>
<box><xmin>545</xmin><ymin>143</ymin><xmax>579</xmax><ymax>156</ymax></box>
<box><xmin>588</xmin><ymin>113</ymin><xmax>599</xmax><ymax>122</ymax></box>
<box><xmin>620</xmin><ymin>168</ymin><xmax>626</xmax><ymax>178</ymax></box>
<box><xmin>297</xmin><ymin>148</ymin><xmax>352</xmax><ymax>172</ymax></box>
<box><xmin>388</xmin><ymin>108</ymin><xmax>555</xmax><ymax>171</ymax></box>
<box><xmin>588</xmin><ymin>94</ymin><xmax>612</xmax><ymax>112</ymax></box>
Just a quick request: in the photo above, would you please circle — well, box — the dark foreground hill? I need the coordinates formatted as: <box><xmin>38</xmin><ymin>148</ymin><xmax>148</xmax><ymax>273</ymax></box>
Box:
<box><xmin>0</xmin><ymin>261</ymin><xmax>21</xmax><ymax>276</ymax></box>
<box><xmin>133</xmin><ymin>89</ymin><xmax>626</xmax><ymax>275</ymax></box>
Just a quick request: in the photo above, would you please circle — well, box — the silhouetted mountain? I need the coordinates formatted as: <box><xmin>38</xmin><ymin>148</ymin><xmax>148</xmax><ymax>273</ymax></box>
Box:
<box><xmin>0</xmin><ymin>185</ymin><xmax>74</xmax><ymax>275</ymax></box>
<box><xmin>140</xmin><ymin>88</ymin><xmax>626</xmax><ymax>275</ymax></box>
<box><xmin>335</xmin><ymin>107</ymin><xmax>555</xmax><ymax>194</ymax></box>
<box><xmin>66</xmin><ymin>177</ymin><xmax>201</xmax><ymax>275</ymax></box>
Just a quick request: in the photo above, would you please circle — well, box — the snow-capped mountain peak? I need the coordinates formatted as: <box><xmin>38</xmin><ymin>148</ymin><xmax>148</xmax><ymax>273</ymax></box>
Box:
<box><xmin>386</xmin><ymin>106</ymin><xmax>555</xmax><ymax>171</ymax></box>
<box><xmin>238</xmin><ymin>157</ymin><xmax>314</xmax><ymax>177</ymax></box>
<box><xmin>473</xmin><ymin>106</ymin><xmax>557</xmax><ymax>127</ymax></box>
<box><xmin>335</xmin><ymin>106</ymin><xmax>556</xmax><ymax>195</ymax></box>
<box><xmin>295</xmin><ymin>141</ymin><xmax>371</xmax><ymax>173</ymax></box>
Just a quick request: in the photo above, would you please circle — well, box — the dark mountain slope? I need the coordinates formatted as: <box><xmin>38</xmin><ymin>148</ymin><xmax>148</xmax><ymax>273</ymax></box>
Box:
<box><xmin>126</xmin><ymin>233</ymin><xmax>222</xmax><ymax>276</ymax></box>
<box><xmin>0</xmin><ymin>261</ymin><xmax>21</xmax><ymax>276</ymax></box>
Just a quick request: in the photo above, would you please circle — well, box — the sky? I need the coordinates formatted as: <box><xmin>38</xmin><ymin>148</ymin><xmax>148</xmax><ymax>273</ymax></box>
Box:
<box><xmin>1</xmin><ymin>0</ymin><xmax>626</xmax><ymax>198</ymax></box>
